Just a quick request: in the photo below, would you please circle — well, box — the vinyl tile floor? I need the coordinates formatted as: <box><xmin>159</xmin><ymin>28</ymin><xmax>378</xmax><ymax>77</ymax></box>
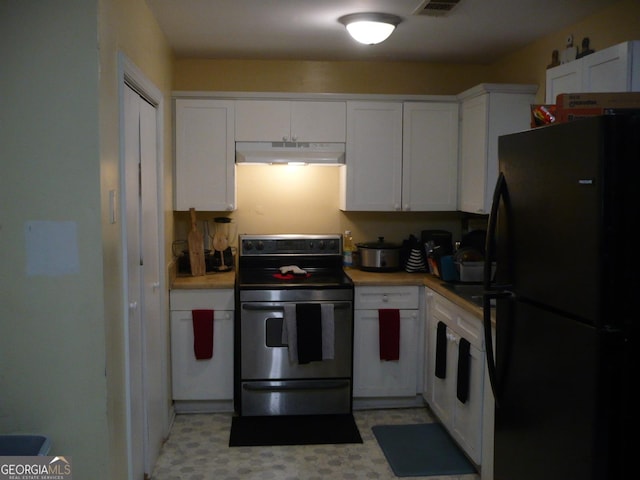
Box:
<box><xmin>150</xmin><ymin>407</ymin><xmax>481</xmax><ymax>480</ymax></box>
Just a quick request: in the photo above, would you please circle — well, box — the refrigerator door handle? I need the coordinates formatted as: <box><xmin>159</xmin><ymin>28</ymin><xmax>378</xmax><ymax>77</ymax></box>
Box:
<box><xmin>483</xmin><ymin>171</ymin><xmax>507</xmax><ymax>406</ymax></box>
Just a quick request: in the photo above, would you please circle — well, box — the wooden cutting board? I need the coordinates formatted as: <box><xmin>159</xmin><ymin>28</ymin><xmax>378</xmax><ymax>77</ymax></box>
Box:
<box><xmin>188</xmin><ymin>208</ymin><xmax>206</xmax><ymax>276</ymax></box>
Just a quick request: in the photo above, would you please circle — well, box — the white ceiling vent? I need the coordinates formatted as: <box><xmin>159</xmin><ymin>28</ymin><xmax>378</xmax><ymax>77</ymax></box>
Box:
<box><xmin>413</xmin><ymin>0</ymin><xmax>462</xmax><ymax>17</ymax></box>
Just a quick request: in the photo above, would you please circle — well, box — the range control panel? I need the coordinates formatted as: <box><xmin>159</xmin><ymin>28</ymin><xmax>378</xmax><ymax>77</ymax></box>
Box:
<box><xmin>239</xmin><ymin>234</ymin><xmax>341</xmax><ymax>256</ymax></box>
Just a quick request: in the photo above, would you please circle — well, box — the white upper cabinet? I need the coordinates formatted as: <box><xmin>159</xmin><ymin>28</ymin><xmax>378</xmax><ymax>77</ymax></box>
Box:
<box><xmin>235</xmin><ymin>100</ymin><xmax>346</xmax><ymax>142</ymax></box>
<box><xmin>340</xmin><ymin>101</ymin><xmax>403</xmax><ymax>211</ymax></box>
<box><xmin>458</xmin><ymin>84</ymin><xmax>537</xmax><ymax>215</ymax></box>
<box><xmin>174</xmin><ymin>99</ymin><xmax>235</xmax><ymax>211</ymax></box>
<box><xmin>546</xmin><ymin>40</ymin><xmax>640</xmax><ymax>103</ymax></box>
<box><xmin>545</xmin><ymin>62</ymin><xmax>582</xmax><ymax>104</ymax></box>
<box><xmin>340</xmin><ymin>100</ymin><xmax>458</xmax><ymax>212</ymax></box>
<box><xmin>402</xmin><ymin>102</ymin><xmax>459</xmax><ymax>211</ymax></box>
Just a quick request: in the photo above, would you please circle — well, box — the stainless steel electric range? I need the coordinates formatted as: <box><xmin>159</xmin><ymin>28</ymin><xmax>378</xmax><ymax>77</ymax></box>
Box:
<box><xmin>235</xmin><ymin>234</ymin><xmax>354</xmax><ymax>416</ymax></box>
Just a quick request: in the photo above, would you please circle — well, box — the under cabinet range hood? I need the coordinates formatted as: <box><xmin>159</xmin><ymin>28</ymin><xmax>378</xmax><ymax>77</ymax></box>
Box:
<box><xmin>235</xmin><ymin>141</ymin><xmax>345</xmax><ymax>165</ymax></box>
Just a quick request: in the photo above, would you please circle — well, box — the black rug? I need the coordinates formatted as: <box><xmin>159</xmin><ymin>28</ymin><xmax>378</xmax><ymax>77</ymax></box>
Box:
<box><xmin>372</xmin><ymin>423</ymin><xmax>477</xmax><ymax>477</ymax></box>
<box><xmin>229</xmin><ymin>414</ymin><xmax>363</xmax><ymax>447</ymax></box>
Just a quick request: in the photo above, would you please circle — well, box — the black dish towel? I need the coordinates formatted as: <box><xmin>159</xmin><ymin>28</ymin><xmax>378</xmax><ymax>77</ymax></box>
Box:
<box><xmin>435</xmin><ymin>321</ymin><xmax>447</xmax><ymax>379</ymax></box>
<box><xmin>457</xmin><ymin>338</ymin><xmax>471</xmax><ymax>403</ymax></box>
<box><xmin>296</xmin><ymin>303</ymin><xmax>323</xmax><ymax>364</ymax></box>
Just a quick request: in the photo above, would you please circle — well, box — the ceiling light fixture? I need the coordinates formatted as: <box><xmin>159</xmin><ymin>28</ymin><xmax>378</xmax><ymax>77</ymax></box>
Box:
<box><xmin>339</xmin><ymin>13</ymin><xmax>401</xmax><ymax>45</ymax></box>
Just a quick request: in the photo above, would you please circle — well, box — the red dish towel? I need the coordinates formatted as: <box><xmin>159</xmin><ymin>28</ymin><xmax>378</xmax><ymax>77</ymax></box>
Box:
<box><xmin>192</xmin><ymin>309</ymin><xmax>214</xmax><ymax>360</ymax></box>
<box><xmin>378</xmin><ymin>309</ymin><xmax>400</xmax><ymax>361</ymax></box>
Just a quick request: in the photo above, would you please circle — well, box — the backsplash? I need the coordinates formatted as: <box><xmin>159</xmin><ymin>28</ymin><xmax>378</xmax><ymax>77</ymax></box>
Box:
<box><xmin>173</xmin><ymin>165</ymin><xmax>486</xmax><ymax>252</ymax></box>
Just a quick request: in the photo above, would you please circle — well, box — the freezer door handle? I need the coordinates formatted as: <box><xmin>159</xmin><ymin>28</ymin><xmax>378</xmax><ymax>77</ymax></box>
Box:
<box><xmin>483</xmin><ymin>171</ymin><xmax>509</xmax><ymax>406</ymax></box>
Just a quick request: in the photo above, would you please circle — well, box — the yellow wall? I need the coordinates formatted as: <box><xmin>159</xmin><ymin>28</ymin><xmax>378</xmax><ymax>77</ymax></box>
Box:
<box><xmin>174</xmin><ymin>59</ymin><xmax>491</xmax><ymax>95</ymax></box>
<box><xmin>173</xmin><ymin>0</ymin><xmax>639</xmax><ymax>99</ymax></box>
<box><xmin>493</xmin><ymin>0</ymin><xmax>640</xmax><ymax>104</ymax></box>
<box><xmin>171</xmin><ymin>0</ymin><xmax>638</xmax><ymax>248</ymax></box>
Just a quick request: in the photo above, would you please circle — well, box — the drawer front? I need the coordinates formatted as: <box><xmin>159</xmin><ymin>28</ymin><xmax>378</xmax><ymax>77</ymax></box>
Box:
<box><xmin>433</xmin><ymin>293</ymin><xmax>483</xmax><ymax>350</ymax></box>
<box><xmin>170</xmin><ymin>289</ymin><xmax>234</xmax><ymax>311</ymax></box>
<box><xmin>355</xmin><ymin>286</ymin><xmax>419</xmax><ymax>310</ymax></box>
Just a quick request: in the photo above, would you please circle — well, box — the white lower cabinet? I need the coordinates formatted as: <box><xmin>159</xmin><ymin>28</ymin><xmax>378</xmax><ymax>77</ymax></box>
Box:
<box><xmin>353</xmin><ymin>286</ymin><xmax>421</xmax><ymax>398</ymax></box>
<box><xmin>169</xmin><ymin>289</ymin><xmax>234</xmax><ymax>407</ymax></box>
<box><xmin>424</xmin><ymin>288</ymin><xmax>485</xmax><ymax>465</ymax></box>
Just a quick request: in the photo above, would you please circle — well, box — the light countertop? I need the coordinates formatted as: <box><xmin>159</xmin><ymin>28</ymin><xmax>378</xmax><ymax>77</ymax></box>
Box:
<box><xmin>169</xmin><ymin>265</ymin><xmax>488</xmax><ymax>321</ymax></box>
<box><xmin>171</xmin><ymin>270</ymin><xmax>235</xmax><ymax>289</ymax></box>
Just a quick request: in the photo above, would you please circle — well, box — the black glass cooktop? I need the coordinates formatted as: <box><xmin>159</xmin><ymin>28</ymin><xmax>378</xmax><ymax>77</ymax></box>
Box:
<box><xmin>237</xmin><ymin>267</ymin><xmax>353</xmax><ymax>289</ymax></box>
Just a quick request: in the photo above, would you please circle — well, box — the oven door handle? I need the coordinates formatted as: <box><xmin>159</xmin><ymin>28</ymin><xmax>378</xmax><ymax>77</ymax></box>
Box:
<box><xmin>241</xmin><ymin>302</ymin><xmax>352</xmax><ymax>311</ymax></box>
<box><xmin>242</xmin><ymin>380</ymin><xmax>351</xmax><ymax>392</ymax></box>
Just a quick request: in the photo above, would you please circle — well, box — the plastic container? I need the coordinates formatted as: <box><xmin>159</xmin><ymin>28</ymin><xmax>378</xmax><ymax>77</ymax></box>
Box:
<box><xmin>0</xmin><ymin>434</ymin><xmax>51</xmax><ymax>455</ymax></box>
<box><xmin>343</xmin><ymin>230</ymin><xmax>354</xmax><ymax>267</ymax></box>
<box><xmin>439</xmin><ymin>255</ymin><xmax>458</xmax><ymax>281</ymax></box>
<box><xmin>458</xmin><ymin>261</ymin><xmax>496</xmax><ymax>282</ymax></box>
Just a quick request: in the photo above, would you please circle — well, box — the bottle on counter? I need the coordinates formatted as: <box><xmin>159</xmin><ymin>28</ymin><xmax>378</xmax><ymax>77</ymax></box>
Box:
<box><xmin>343</xmin><ymin>230</ymin><xmax>354</xmax><ymax>267</ymax></box>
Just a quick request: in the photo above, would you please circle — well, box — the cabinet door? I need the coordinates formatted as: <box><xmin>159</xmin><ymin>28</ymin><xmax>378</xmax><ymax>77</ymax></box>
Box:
<box><xmin>353</xmin><ymin>308</ymin><xmax>419</xmax><ymax>397</ymax></box>
<box><xmin>459</xmin><ymin>90</ymin><xmax>535</xmax><ymax>214</ymax></box>
<box><xmin>403</xmin><ymin>102</ymin><xmax>458</xmax><ymax>211</ymax></box>
<box><xmin>426</xmin><ymin>288</ymin><xmax>486</xmax><ymax>465</ymax></box>
<box><xmin>291</xmin><ymin>101</ymin><xmax>346</xmax><ymax>142</ymax></box>
<box><xmin>235</xmin><ymin>100</ymin><xmax>346</xmax><ymax>142</ymax></box>
<box><xmin>582</xmin><ymin>41</ymin><xmax>637</xmax><ymax>92</ymax></box>
<box><xmin>175</xmin><ymin>99</ymin><xmax>235</xmax><ymax>211</ymax></box>
<box><xmin>341</xmin><ymin>101</ymin><xmax>403</xmax><ymax>211</ymax></box>
<box><xmin>459</xmin><ymin>94</ymin><xmax>489</xmax><ymax>214</ymax></box>
<box><xmin>235</xmin><ymin>100</ymin><xmax>290</xmax><ymax>141</ymax></box>
<box><xmin>451</xmin><ymin>339</ymin><xmax>484</xmax><ymax>464</ymax></box>
<box><xmin>545</xmin><ymin>62</ymin><xmax>582</xmax><ymax>103</ymax></box>
<box><xmin>428</xmin><ymin>313</ymin><xmax>456</xmax><ymax>426</ymax></box>
<box><xmin>170</xmin><ymin>309</ymin><xmax>234</xmax><ymax>400</ymax></box>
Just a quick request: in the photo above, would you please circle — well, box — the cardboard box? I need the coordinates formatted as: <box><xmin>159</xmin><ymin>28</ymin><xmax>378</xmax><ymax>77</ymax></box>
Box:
<box><xmin>554</xmin><ymin>93</ymin><xmax>640</xmax><ymax>123</ymax></box>
<box><xmin>556</xmin><ymin>92</ymin><xmax>640</xmax><ymax>109</ymax></box>
<box><xmin>556</xmin><ymin>107</ymin><xmax>640</xmax><ymax>123</ymax></box>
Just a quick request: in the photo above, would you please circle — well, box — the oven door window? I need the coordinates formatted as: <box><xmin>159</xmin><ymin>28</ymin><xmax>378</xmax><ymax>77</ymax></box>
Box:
<box><xmin>265</xmin><ymin>317</ymin><xmax>286</xmax><ymax>347</ymax></box>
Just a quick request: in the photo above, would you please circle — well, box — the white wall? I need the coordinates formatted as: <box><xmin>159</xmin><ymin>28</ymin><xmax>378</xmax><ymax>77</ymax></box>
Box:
<box><xmin>0</xmin><ymin>0</ymin><xmax>109</xmax><ymax>476</ymax></box>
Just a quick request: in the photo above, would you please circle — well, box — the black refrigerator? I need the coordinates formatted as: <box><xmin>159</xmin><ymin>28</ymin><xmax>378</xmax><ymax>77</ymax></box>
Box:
<box><xmin>482</xmin><ymin>113</ymin><xmax>637</xmax><ymax>480</ymax></box>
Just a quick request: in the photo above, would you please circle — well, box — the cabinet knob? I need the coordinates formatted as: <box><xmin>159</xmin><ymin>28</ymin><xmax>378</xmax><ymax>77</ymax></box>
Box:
<box><xmin>382</xmin><ymin>294</ymin><xmax>389</xmax><ymax>302</ymax></box>
<box><xmin>282</xmin><ymin>136</ymin><xmax>288</xmax><ymax>142</ymax></box>
<box><xmin>403</xmin><ymin>204</ymin><xmax>410</xmax><ymax>211</ymax></box>
<box><xmin>291</xmin><ymin>135</ymin><xmax>298</xmax><ymax>142</ymax></box>
<box><xmin>394</xmin><ymin>204</ymin><xmax>401</xmax><ymax>211</ymax></box>
<box><xmin>152</xmin><ymin>282</ymin><xmax>160</xmax><ymax>290</ymax></box>
<box><xmin>129</xmin><ymin>301</ymin><xmax>138</xmax><ymax>311</ymax></box>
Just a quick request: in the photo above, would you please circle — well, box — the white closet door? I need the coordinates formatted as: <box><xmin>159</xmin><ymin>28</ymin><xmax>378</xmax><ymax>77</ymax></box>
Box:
<box><xmin>139</xmin><ymin>94</ymin><xmax>164</xmax><ymax>474</ymax></box>
<box><xmin>124</xmin><ymin>84</ymin><xmax>145</xmax><ymax>480</ymax></box>
<box><xmin>124</xmin><ymin>83</ymin><xmax>163</xmax><ymax>478</ymax></box>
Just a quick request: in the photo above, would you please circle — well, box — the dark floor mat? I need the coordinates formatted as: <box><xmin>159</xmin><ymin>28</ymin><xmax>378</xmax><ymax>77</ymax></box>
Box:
<box><xmin>229</xmin><ymin>414</ymin><xmax>363</xmax><ymax>447</ymax></box>
<box><xmin>372</xmin><ymin>423</ymin><xmax>477</xmax><ymax>477</ymax></box>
